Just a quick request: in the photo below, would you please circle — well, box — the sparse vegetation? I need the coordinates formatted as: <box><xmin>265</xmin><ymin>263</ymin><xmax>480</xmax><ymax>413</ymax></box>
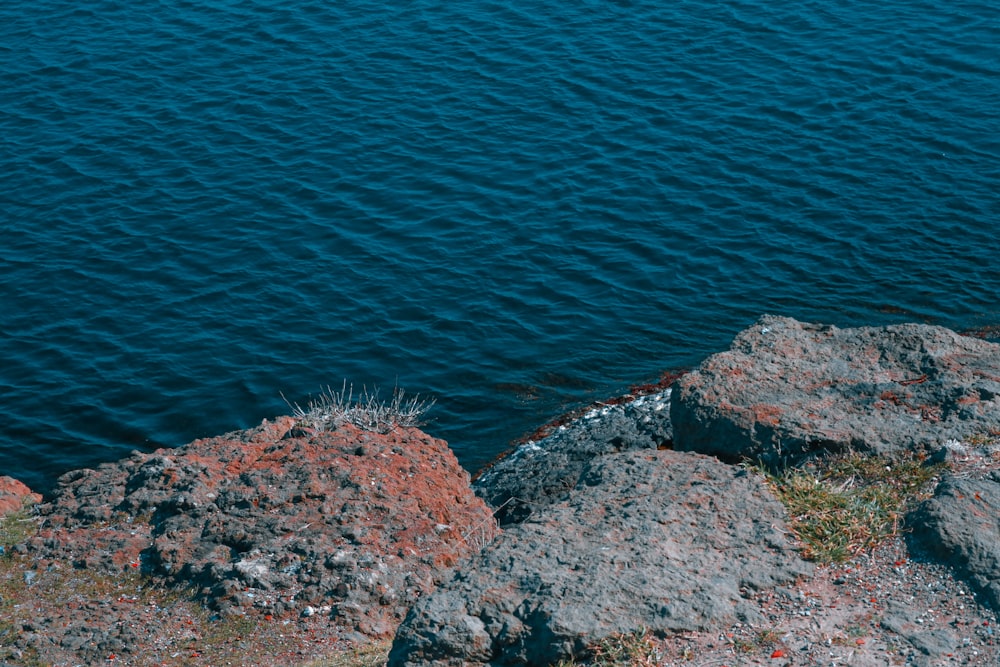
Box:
<box><xmin>553</xmin><ymin>628</ymin><xmax>660</xmax><ymax>667</ymax></box>
<box><xmin>283</xmin><ymin>381</ymin><xmax>435</xmax><ymax>433</ymax></box>
<box><xmin>965</xmin><ymin>430</ymin><xmax>1000</xmax><ymax>448</ymax></box>
<box><xmin>728</xmin><ymin>627</ymin><xmax>782</xmax><ymax>654</ymax></box>
<box><xmin>749</xmin><ymin>450</ymin><xmax>947</xmax><ymax>563</ymax></box>
<box><xmin>303</xmin><ymin>640</ymin><xmax>392</xmax><ymax>667</ymax></box>
<box><xmin>0</xmin><ymin>500</ymin><xmax>37</xmax><ymax>554</ymax></box>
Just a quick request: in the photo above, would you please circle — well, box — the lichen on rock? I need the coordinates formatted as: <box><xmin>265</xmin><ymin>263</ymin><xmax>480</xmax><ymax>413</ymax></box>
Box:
<box><xmin>12</xmin><ymin>416</ymin><xmax>496</xmax><ymax>664</ymax></box>
<box><xmin>671</xmin><ymin>314</ymin><xmax>1000</xmax><ymax>466</ymax></box>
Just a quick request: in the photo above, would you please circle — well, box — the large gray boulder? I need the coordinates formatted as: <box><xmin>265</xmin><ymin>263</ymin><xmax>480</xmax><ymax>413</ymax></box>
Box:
<box><xmin>672</xmin><ymin>315</ymin><xmax>1000</xmax><ymax>466</ymax></box>
<box><xmin>473</xmin><ymin>390</ymin><xmax>672</xmax><ymax>525</ymax></box>
<box><xmin>908</xmin><ymin>471</ymin><xmax>1000</xmax><ymax>611</ymax></box>
<box><xmin>389</xmin><ymin>449</ymin><xmax>811</xmax><ymax>666</ymax></box>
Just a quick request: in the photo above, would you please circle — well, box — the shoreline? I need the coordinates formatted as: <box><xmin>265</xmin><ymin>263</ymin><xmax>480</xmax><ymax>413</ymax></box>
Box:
<box><xmin>3</xmin><ymin>316</ymin><xmax>1000</xmax><ymax>666</ymax></box>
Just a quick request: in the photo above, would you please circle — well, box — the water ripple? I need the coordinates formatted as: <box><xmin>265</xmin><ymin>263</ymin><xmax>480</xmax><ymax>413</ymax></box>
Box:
<box><xmin>2</xmin><ymin>0</ymin><xmax>999</xmax><ymax>491</ymax></box>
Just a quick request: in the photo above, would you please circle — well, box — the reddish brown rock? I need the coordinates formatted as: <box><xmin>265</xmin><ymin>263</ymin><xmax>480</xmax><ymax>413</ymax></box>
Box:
<box><xmin>16</xmin><ymin>416</ymin><xmax>497</xmax><ymax>663</ymax></box>
<box><xmin>0</xmin><ymin>475</ymin><xmax>41</xmax><ymax>517</ymax></box>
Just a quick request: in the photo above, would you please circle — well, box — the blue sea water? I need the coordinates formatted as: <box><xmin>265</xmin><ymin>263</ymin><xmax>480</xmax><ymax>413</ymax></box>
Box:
<box><xmin>2</xmin><ymin>0</ymin><xmax>998</xmax><ymax>494</ymax></box>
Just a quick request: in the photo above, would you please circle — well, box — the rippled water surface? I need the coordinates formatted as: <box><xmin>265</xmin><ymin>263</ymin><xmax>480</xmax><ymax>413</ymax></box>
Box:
<box><xmin>2</xmin><ymin>0</ymin><xmax>999</xmax><ymax>492</ymax></box>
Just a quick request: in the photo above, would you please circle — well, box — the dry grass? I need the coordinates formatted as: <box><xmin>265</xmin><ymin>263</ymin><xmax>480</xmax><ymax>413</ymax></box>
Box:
<box><xmin>0</xmin><ymin>500</ymin><xmax>38</xmax><ymax>553</ymax></box>
<box><xmin>729</xmin><ymin>627</ymin><xmax>781</xmax><ymax>654</ymax></box>
<box><xmin>283</xmin><ymin>381</ymin><xmax>435</xmax><ymax>433</ymax></box>
<box><xmin>750</xmin><ymin>450</ymin><xmax>947</xmax><ymax>563</ymax></box>
<box><xmin>963</xmin><ymin>430</ymin><xmax>1000</xmax><ymax>449</ymax></box>
<box><xmin>301</xmin><ymin>640</ymin><xmax>392</xmax><ymax>667</ymax></box>
<box><xmin>554</xmin><ymin>628</ymin><xmax>661</xmax><ymax>667</ymax></box>
<box><xmin>1</xmin><ymin>502</ymin><xmax>43</xmax><ymax>665</ymax></box>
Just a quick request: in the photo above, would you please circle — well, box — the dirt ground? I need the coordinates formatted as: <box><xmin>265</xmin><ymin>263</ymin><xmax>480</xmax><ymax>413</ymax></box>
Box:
<box><xmin>652</xmin><ymin>536</ymin><xmax>998</xmax><ymax>667</ymax></box>
<box><xmin>652</xmin><ymin>441</ymin><xmax>1000</xmax><ymax>667</ymax></box>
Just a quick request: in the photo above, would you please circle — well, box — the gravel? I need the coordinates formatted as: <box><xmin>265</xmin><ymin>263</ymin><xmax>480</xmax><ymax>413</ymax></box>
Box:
<box><xmin>654</xmin><ymin>537</ymin><xmax>1000</xmax><ymax>666</ymax></box>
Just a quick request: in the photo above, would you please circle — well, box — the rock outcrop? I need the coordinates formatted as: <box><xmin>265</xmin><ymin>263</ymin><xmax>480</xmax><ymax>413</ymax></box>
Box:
<box><xmin>909</xmin><ymin>469</ymin><xmax>1000</xmax><ymax>610</ymax></box>
<box><xmin>671</xmin><ymin>314</ymin><xmax>1000</xmax><ymax>466</ymax></box>
<box><xmin>390</xmin><ymin>449</ymin><xmax>811</xmax><ymax>666</ymax></box>
<box><xmin>17</xmin><ymin>418</ymin><xmax>496</xmax><ymax>647</ymax></box>
<box><xmin>473</xmin><ymin>390</ymin><xmax>672</xmax><ymax>525</ymax></box>
<box><xmin>669</xmin><ymin>315</ymin><xmax>1000</xmax><ymax>617</ymax></box>
<box><xmin>391</xmin><ymin>315</ymin><xmax>1000</xmax><ymax>666</ymax></box>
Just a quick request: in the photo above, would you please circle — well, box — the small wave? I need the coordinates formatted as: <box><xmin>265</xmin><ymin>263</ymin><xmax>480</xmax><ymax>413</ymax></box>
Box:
<box><xmin>1</xmin><ymin>0</ymin><xmax>998</xmax><ymax>492</ymax></box>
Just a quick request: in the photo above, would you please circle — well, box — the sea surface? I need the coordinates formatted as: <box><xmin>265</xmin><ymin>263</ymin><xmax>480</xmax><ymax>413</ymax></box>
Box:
<box><xmin>2</xmin><ymin>0</ymin><xmax>998</xmax><ymax>494</ymax></box>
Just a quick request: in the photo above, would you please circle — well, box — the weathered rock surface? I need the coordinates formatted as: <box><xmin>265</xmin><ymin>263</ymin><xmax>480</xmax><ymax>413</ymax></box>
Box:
<box><xmin>908</xmin><ymin>470</ymin><xmax>1000</xmax><ymax>610</ymax></box>
<box><xmin>672</xmin><ymin>314</ymin><xmax>1000</xmax><ymax>465</ymax></box>
<box><xmin>0</xmin><ymin>476</ymin><xmax>41</xmax><ymax>518</ymax></box>
<box><xmin>389</xmin><ymin>448</ymin><xmax>812</xmax><ymax>666</ymax></box>
<box><xmin>473</xmin><ymin>390</ymin><xmax>672</xmax><ymax>524</ymax></box>
<box><xmin>17</xmin><ymin>417</ymin><xmax>496</xmax><ymax>657</ymax></box>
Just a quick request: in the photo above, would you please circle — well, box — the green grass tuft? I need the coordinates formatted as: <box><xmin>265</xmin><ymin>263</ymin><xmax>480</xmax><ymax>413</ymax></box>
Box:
<box><xmin>750</xmin><ymin>450</ymin><xmax>947</xmax><ymax>563</ymax></box>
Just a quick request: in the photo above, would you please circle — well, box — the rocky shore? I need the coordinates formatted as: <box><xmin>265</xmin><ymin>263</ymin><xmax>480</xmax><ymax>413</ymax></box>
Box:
<box><xmin>3</xmin><ymin>315</ymin><xmax>1000</xmax><ymax>666</ymax></box>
